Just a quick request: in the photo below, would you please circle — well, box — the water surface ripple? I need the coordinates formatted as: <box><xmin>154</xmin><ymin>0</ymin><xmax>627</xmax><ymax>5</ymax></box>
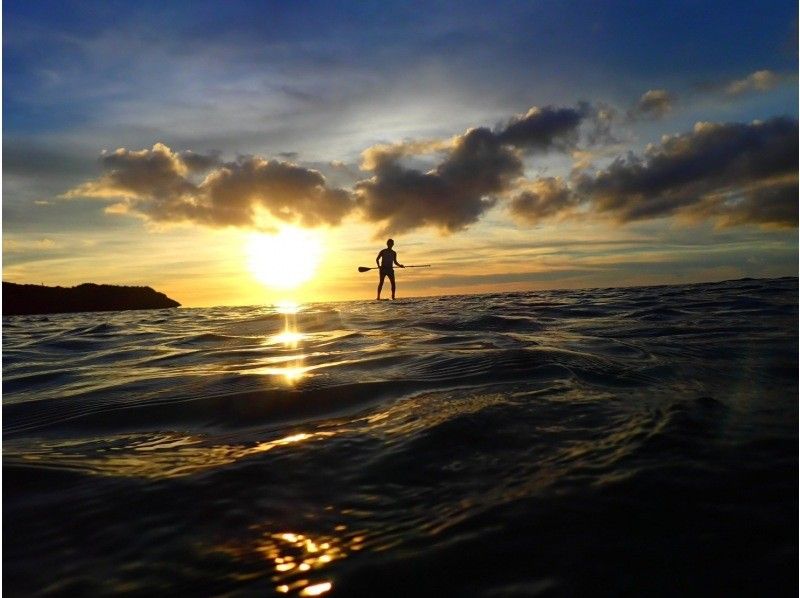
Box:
<box><xmin>4</xmin><ymin>277</ymin><xmax>798</xmax><ymax>596</ymax></box>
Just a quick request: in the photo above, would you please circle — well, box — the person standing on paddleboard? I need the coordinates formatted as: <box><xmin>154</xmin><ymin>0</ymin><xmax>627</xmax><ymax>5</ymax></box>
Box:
<box><xmin>376</xmin><ymin>239</ymin><xmax>404</xmax><ymax>300</ymax></box>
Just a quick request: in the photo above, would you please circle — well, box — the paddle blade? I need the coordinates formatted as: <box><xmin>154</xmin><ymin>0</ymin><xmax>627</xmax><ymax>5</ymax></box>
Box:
<box><xmin>358</xmin><ymin>266</ymin><xmax>372</xmax><ymax>272</ymax></box>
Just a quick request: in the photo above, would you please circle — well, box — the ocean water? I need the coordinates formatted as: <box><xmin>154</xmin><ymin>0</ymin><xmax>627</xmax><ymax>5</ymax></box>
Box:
<box><xmin>3</xmin><ymin>277</ymin><xmax>798</xmax><ymax>597</ymax></box>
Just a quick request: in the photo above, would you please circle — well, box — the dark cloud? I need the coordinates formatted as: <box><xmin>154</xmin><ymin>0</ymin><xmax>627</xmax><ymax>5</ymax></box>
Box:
<box><xmin>509</xmin><ymin>177</ymin><xmax>575</xmax><ymax>224</ymax></box>
<box><xmin>496</xmin><ymin>105</ymin><xmax>585</xmax><ymax>150</ymax></box>
<box><xmin>681</xmin><ymin>178</ymin><xmax>798</xmax><ymax>228</ymax></box>
<box><xmin>627</xmin><ymin>89</ymin><xmax>675</xmax><ymax>121</ymax></box>
<box><xmin>180</xmin><ymin>150</ymin><xmax>222</xmax><ymax>173</ymax></box>
<box><xmin>67</xmin><ymin>143</ymin><xmax>354</xmax><ymax>228</ymax></box>
<box><xmin>92</xmin><ymin>143</ymin><xmax>197</xmax><ymax>201</ymax></box>
<box><xmin>67</xmin><ymin>104</ymin><xmax>596</xmax><ymax>236</ymax></box>
<box><xmin>199</xmin><ymin>158</ymin><xmax>352</xmax><ymax>227</ymax></box>
<box><xmin>574</xmin><ymin>117</ymin><xmax>798</xmax><ymax>227</ymax></box>
<box><xmin>355</xmin><ymin>104</ymin><xmax>591</xmax><ymax>235</ymax></box>
<box><xmin>355</xmin><ymin>128</ymin><xmax>512</xmax><ymax>235</ymax></box>
<box><xmin>67</xmin><ymin>111</ymin><xmax>797</xmax><ymax>236</ymax></box>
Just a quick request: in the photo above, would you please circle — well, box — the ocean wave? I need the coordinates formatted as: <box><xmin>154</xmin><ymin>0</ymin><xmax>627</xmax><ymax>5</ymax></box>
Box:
<box><xmin>3</xmin><ymin>277</ymin><xmax>797</xmax><ymax>596</ymax></box>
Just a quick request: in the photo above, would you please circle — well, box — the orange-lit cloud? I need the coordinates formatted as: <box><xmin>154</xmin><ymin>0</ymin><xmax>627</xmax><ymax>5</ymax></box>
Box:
<box><xmin>723</xmin><ymin>70</ymin><xmax>786</xmax><ymax>97</ymax></box>
<box><xmin>66</xmin><ymin>109</ymin><xmax>797</xmax><ymax>237</ymax></box>
<box><xmin>66</xmin><ymin>143</ymin><xmax>353</xmax><ymax>228</ymax></box>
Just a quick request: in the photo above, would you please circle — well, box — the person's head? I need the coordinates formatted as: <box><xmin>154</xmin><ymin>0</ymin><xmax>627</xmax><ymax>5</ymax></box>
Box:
<box><xmin>386</xmin><ymin>239</ymin><xmax>394</xmax><ymax>248</ymax></box>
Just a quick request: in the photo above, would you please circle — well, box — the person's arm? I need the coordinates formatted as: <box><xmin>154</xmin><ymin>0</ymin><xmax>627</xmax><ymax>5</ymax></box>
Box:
<box><xmin>376</xmin><ymin>250</ymin><xmax>383</xmax><ymax>267</ymax></box>
<box><xmin>394</xmin><ymin>253</ymin><xmax>404</xmax><ymax>268</ymax></box>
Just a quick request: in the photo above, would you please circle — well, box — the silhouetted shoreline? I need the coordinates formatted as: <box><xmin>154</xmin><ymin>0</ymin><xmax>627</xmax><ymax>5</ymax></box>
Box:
<box><xmin>2</xmin><ymin>282</ymin><xmax>180</xmax><ymax>316</ymax></box>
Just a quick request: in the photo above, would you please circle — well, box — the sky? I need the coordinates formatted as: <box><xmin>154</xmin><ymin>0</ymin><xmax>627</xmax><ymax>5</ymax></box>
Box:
<box><xmin>3</xmin><ymin>0</ymin><xmax>798</xmax><ymax>307</ymax></box>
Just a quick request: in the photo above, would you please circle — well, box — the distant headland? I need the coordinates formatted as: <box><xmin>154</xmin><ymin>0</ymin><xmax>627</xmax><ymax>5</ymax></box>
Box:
<box><xmin>2</xmin><ymin>282</ymin><xmax>181</xmax><ymax>316</ymax></box>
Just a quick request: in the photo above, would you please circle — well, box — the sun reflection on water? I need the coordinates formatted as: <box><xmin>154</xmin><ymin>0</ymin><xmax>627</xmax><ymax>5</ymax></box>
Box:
<box><xmin>259</xmin><ymin>302</ymin><xmax>308</xmax><ymax>382</ymax></box>
<box><xmin>254</xmin><ymin>364</ymin><xmax>310</xmax><ymax>384</ymax></box>
<box><xmin>251</xmin><ymin>433</ymin><xmax>313</xmax><ymax>453</ymax></box>
<box><xmin>273</xmin><ymin>330</ymin><xmax>305</xmax><ymax>347</ymax></box>
<box><xmin>255</xmin><ymin>302</ymin><xmax>347</xmax><ymax>384</ymax></box>
<box><xmin>252</xmin><ymin>529</ymin><xmax>359</xmax><ymax>596</ymax></box>
<box><xmin>301</xmin><ymin>582</ymin><xmax>333</xmax><ymax>596</ymax></box>
<box><xmin>276</xmin><ymin>300</ymin><xmax>300</xmax><ymax>315</ymax></box>
<box><xmin>273</xmin><ymin>304</ymin><xmax>304</xmax><ymax>347</ymax></box>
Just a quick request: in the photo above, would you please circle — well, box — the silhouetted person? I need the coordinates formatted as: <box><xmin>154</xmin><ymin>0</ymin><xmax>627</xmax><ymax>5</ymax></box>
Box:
<box><xmin>376</xmin><ymin>238</ymin><xmax>404</xmax><ymax>299</ymax></box>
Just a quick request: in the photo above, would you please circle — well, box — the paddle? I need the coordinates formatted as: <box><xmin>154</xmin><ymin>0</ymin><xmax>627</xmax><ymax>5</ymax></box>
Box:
<box><xmin>358</xmin><ymin>265</ymin><xmax>431</xmax><ymax>272</ymax></box>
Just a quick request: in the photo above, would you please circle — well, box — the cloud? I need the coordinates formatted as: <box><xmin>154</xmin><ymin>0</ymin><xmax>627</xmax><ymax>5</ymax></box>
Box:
<box><xmin>723</xmin><ymin>70</ymin><xmax>785</xmax><ymax>97</ymax></box>
<box><xmin>199</xmin><ymin>158</ymin><xmax>352</xmax><ymax>227</ymax></box>
<box><xmin>496</xmin><ymin>105</ymin><xmax>585</xmax><ymax>149</ymax></box>
<box><xmin>573</xmin><ymin>117</ymin><xmax>798</xmax><ymax>227</ymax></box>
<box><xmin>67</xmin><ymin>110</ymin><xmax>797</xmax><ymax>237</ymax></box>
<box><xmin>581</xmin><ymin>102</ymin><xmax>619</xmax><ymax>146</ymax></box>
<box><xmin>71</xmin><ymin>143</ymin><xmax>198</xmax><ymax>201</ymax></box>
<box><xmin>355</xmin><ymin>129</ymin><xmax>510</xmax><ymax>235</ymax></box>
<box><xmin>360</xmin><ymin>138</ymin><xmax>452</xmax><ymax>171</ymax></box>
<box><xmin>66</xmin><ymin>143</ymin><xmax>354</xmax><ymax>228</ymax></box>
<box><xmin>180</xmin><ymin>150</ymin><xmax>222</xmax><ymax>173</ymax></box>
<box><xmin>627</xmin><ymin>89</ymin><xmax>675</xmax><ymax>121</ymax></box>
<box><xmin>693</xmin><ymin>70</ymin><xmax>790</xmax><ymax>100</ymax></box>
<box><xmin>355</xmin><ymin>104</ymin><xmax>591</xmax><ymax>235</ymax></box>
<box><xmin>69</xmin><ymin>104</ymin><xmax>592</xmax><ymax>236</ymax></box>
<box><xmin>678</xmin><ymin>176</ymin><xmax>798</xmax><ymax>228</ymax></box>
<box><xmin>509</xmin><ymin>177</ymin><xmax>576</xmax><ymax>224</ymax></box>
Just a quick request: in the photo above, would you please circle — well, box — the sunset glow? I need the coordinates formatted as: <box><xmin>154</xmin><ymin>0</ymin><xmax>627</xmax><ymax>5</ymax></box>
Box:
<box><xmin>2</xmin><ymin>1</ymin><xmax>796</xmax><ymax>307</ymax></box>
<box><xmin>246</xmin><ymin>228</ymin><xmax>323</xmax><ymax>290</ymax></box>
<box><xmin>3</xmin><ymin>3</ymin><xmax>797</xmax><ymax>597</ymax></box>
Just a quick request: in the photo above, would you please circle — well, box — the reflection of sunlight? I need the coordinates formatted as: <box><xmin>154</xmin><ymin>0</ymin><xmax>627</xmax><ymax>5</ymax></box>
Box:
<box><xmin>10</xmin><ymin>430</ymin><xmax>333</xmax><ymax>480</ymax></box>
<box><xmin>256</xmin><ymin>363</ymin><xmax>309</xmax><ymax>384</ymax></box>
<box><xmin>211</xmin><ymin>519</ymin><xmax>369</xmax><ymax>595</ymax></box>
<box><xmin>256</xmin><ymin>307</ymin><xmax>307</xmax><ymax>381</ymax></box>
<box><xmin>254</xmin><ymin>530</ymin><xmax>348</xmax><ymax>596</ymax></box>
<box><xmin>272</xmin><ymin>308</ymin><xmax>304</xmax><ymax>348</ymax></box>
<box><xmin>281</xmin><ymin>365</ymin><xmax>308</xmax><ymax>384</ymax></box>
<box><xmin>273</xmin><ymin>330</ymin><xmax>305</xmax><ymax>346</ymax></box>
<box><xmin>252</xmin><ymin>433</ymin><xmax>313</xmax><ymax>453</ymax></box>
<box><xmin>276</xmin><ymin>300</ymin><xmax>301</xmax><ymax>315</ymax></box>
<box><xmin>252</xmin><ymin>355</ymin><xmax>350</xmax><ymax>383</ymax></box>
<box><xmin>301</xmin><ymin>583</ymin><xmax>333</xmax><ymax>596</ymax></box>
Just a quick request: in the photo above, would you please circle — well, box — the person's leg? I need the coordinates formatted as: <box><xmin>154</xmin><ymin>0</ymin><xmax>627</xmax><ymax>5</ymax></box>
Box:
<box><xmin>388</xmin><ymin>271</ymin><xmax>396</xmax><ymax>299</ymax></box>
<box><xmin>377</xmin><ymin>271</ymin><xmax>386</xmax><ymax>299</ymax></box>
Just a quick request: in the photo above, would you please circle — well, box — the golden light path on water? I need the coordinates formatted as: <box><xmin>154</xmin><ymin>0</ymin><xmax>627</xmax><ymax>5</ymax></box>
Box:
<box><xmin>13</xmin><ymin>296</ymin><xmax>350</xmax><ymax>595</ymax></box>
<box><xmin>11</xmin><ymin>301</ymin><xmax>337</xmax><ymax>480</ymax></box>
<box><xmin>253</xmin><ymin>302</ymin><xmax>344</xmax><ymax>595</ymax></box>
<box><xmin>255</xmin><ymin>529</ymin><xmax>361</xmax><ymax>596</ymax></box>
<box><xmin>213</xmin><ymin>524</ymin><xmax>362</xmax><ymax>595</ymax></box>
<box><xmin>256</xmin><ymin>300</ymin><xmax>354</xmax><ymax>385</ymax></box>
<box><xmin>257</xmin><ymin>300</ymin><xmax>309</xmax><ymax>383</ymax></box>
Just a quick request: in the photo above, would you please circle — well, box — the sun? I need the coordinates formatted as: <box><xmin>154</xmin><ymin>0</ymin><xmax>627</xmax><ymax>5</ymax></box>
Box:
<box><xmin>246</xmin><ymin>227</ymin><xmax>323</xmax><ymax>289</ymax></box>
